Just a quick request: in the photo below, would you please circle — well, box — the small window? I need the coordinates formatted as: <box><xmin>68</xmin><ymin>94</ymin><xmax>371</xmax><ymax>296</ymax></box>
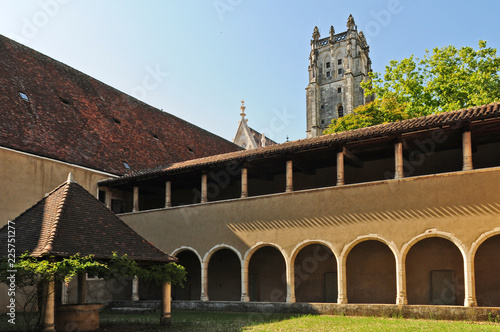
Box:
<box><xmin>123</xmin><ymin>162</ymin><xmax>130</xmax><ymax>169</ymax></box>
<box><xmin>326</xmin><ymin>62</ymin><xmax>331</xmax><ymax>69</ymax></box>
<box><xmin>19</xmin><ymin>92</ymin><xmax>29</xmax><ymax>101</ymax></box>
<box><xmin>338</xmin><ymin>106</ymin><xmax>344</xmax><ymax>118</ymax></box>
<box><xmin>338</xmin><ymin>87</ymin><xmax>342</xmax><ymax>93</ymax></box>
<box><xmin>338</xmin><ymin>59</ymin><xmax>342</xmax><ymax>65</ymax></box>
<box><xmin>326</xmin><ymin>71</ymin><xmax>331</xmax><ymax>78</ymax></box>
<box><xmin>321</xmin><ymin>104</ymin><xmax>325</xmax><ymax>110</ymax></box>
<box><xmin>59</xmin><ymin>97</ymin><xmax>70</xmax><ymax>105</ymax></box>
<box><xmin>338</xmin><ymin>68</ymin><xmax>343</xmax><ymax>76</ymax></box>
<box><xmin>321</xmin><ymin>120</ymin><xmax>325</xmax><ymax>125</ymax></box>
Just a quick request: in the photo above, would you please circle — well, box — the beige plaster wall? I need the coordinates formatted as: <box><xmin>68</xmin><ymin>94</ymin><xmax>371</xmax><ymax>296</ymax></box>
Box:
<box><xmin>0</xmin><ymin>147</ymin><xmax>114</xmax><ymax>227</ymax></box>
<box><xmin>120</xmin><ymin>167</ymin><xmax>500</xmax><ymax>260</ymax></box>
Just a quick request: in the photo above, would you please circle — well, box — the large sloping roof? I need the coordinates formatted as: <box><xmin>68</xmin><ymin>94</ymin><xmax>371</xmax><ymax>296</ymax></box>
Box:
<box><xmin>0</xmin><ymin>34</ymin><xmax>240</xmax><ymax>175</ymax></box>
<box><xmin>100</xmin><ymin>102</ymin><xmax>500</xmax><ymax>185</ymax></box>
<box><xmin>0</xmin><ymin>176</ymin><xmax>175</xmax><ymax>263</ymax></box>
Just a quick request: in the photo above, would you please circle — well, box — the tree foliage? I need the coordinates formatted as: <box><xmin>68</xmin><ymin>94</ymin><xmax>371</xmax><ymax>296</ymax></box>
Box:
<box><xmin>325</xmin><ymin>40</ymin><xmax>500</xmax><ymax>134</ymax></box>
<box><xmin>0</xmin><ymin>252</ymin><xmax>185</xmax><ymax>331</ymax></box>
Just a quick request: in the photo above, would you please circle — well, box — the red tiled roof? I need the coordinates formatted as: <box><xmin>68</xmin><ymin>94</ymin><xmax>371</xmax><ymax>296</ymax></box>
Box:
<box><xmin>0</xmin><ymin>34</ymin><xmax>240</xmax><ymax>175</ymax></box>
<box><xmin>100</xmin><ymin>102</ymin><xmax>500</xmax><ymax>185</ymax></box>
<box><xmin>0</xmin><ymin>177</ymin><xmax>176</xmax><ymax>263</ymax></box>
<box><xmin>249</xmin><ymin>127</ymin><xmax>277</xmax><ymax>147</ymax></box>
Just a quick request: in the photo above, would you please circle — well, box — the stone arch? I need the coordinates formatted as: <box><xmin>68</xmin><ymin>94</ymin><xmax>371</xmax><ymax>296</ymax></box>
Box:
<box><xmin>290</xmin><ymin>240</ymin><xmax>338</xmax><ymax>303</ymax></box>
<box><xmin>342</xmin><ymin>235</ymin><xmax>398</xmax><ymax>304</ymax></box>
<box><xmin>402</xmin><ymin>230</ymin><xmax>466</xmax><ymax>305</ymax></box>
<box><xmin>171</xmin><ymin>247</ymin><xmax>202</xmax><ymax>300</ymax></box>
<box><xmin>204</xmin><ymin>244</ymin><xmax>242</xmax><ymax>301</ymax></box>
<box><xmin>172</xmin><ymin>246</ymin><xmax>203</xmax><ymax>264</ymax></box>
<box><xmin>471</xmin><ymin>228</ymin><xmax>500</xmax><ymax>307</ymax></box>
<box><xmin>244</xmin><ymin>242</ymin><xmax>287</xmax><ymax>302</ymax></box>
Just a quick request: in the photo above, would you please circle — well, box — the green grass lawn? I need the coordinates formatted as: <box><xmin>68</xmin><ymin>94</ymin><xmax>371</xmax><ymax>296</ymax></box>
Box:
<box><xmin>2</xmin><ymin>310</ymin><xmax>500</xmax><ymax>331</ymax></box>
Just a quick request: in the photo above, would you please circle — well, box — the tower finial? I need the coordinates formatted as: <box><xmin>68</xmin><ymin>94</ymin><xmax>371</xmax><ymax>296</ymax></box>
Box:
<box><xmin>329</xmin><ymin>25</ymin><xmax>335</xmax><ymax>39</ymax></box>
<box><xmin>240</xmin><ymin>99</ymin><xmax>246</xmax><ymax>118</ymax></box>
<box><xmin>67</xmin><ymin>172</ymin><xmax>74</xmax><ymax>183</ymax></box>
<box><xmin>347</xmin><ymin>14</ymin><xmax>356</xmax><ymax>30</ymax></box>
<box><xmin>312</xmin><ymin>26</ymin><xmax>320</xmax><ymax>40</ymax></box>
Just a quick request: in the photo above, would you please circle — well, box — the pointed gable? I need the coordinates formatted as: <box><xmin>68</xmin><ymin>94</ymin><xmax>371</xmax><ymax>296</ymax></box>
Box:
<box><xmin>0</xmin><ymin>177</ymin><xmax>175</xmax><ymax>263</ymax></box>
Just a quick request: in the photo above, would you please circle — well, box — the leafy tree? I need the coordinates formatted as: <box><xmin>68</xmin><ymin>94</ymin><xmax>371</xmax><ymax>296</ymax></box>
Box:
<box><xmin>0</xmin><ymin>252</ymin><xmax>185</xmax><ymax>331</ymax></box>
<box><xmin>325</xmin><ymin>40</ymin><xmax>500</xmax><ymax>134</ymax></box>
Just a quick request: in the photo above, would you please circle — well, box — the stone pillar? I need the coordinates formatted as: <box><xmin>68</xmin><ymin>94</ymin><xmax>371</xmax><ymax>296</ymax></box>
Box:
<box><xmin>132</xmin><ymin>186</ymin><xmax>139</xmax><ymax>212</ymax></box>
<box><xmin>337</xmin><ymin>257</ymin><xmax>348</xmax><ymax>304</ymax></box>
<box><xmin>286</xmin><ymin>160</ymin><xmax>293</xmax><ymax>192</ymax></box>
<box><xmin>396</xmin><ymin>255</ymin><xmax>407</xmax><ymax>305</ymax></box>
<box><xmin>132</xmin><ymin>276</ymin><xmax>139</xmax><ymax>301</ymax></box>
<box><xmin>464</xmin><ymin>253</ymin><xmax>477</xmax><ymax>306</ymax></box>
<box><xmin>462</xmin><ymin>131</ymin><xmax>473</xmax><ymax>171</ymax></box>
<box><xmin>42</xmin><ymin>278</ymin><xmax>56</xmax><ymax>332</ymax></box>
<box><xmin>336</xmin><ymin>150</ymin><xmax>345</xmax><ymax>186</ymax></box>
<box><xmin>104</xmin><ymin>188</ymin><xmax>112</xmax><ymax>210</ymax></box>
<box><xmin>160</xmin><ymin>282</ymin><xmax>172</xmax><ymax>326</ymax></box>
<box><xmin>77</xmin><ymin>272</ymin><xmax>87</xmax><ymax>304</ymax></box>
<box><xmin>201</xmin><ymin>173</ymin><xmax>208</xmax><ymax>203</ymax></box>
<box><xmin>394</xmin><ymin>141</ymin><xmax>404</xmax><ymax>179</ymax></box>
<box><xmin>200</xmin><ymin>265</ymin><xmax>209</xmax><ymax>301</ymax></box>
<box><xmin>241</xmin><ymin>167</ymin><xmax>248</xmax><ymax>198</ymax></box>
<box><xmin>241</xmin><ymin>261</ymin><xmax>249</xmax><ymax>301</ymax></box>
<box><xmin>165</xmin><ymin>181</ymin><xmax>172</xmax><ymax>208</ymax></box>
<box><xmin>286</xmin><ymin>262</ymin><xmax>295</xmax><ymax>303</ymax></box>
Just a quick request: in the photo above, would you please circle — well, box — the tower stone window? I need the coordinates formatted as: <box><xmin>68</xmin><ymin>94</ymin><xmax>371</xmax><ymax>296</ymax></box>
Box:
<box><xmin>338</xmin><ymin>105</ymin><xmax>344</xmax><ymax>118</ymax></box>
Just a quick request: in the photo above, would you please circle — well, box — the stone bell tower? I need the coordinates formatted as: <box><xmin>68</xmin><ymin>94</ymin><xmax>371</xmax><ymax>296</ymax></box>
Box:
<box><xmin>306</xmin><ymin>15</ymin><xmax>373</xmax><ymax>138</ymax></box>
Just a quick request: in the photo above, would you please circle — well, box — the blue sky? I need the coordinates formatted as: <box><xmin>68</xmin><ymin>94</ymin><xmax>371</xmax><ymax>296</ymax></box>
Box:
<box><xmin>0</xmin><ymin>1</ymin><xmax>499</xmax><ymax>143</ymax></box>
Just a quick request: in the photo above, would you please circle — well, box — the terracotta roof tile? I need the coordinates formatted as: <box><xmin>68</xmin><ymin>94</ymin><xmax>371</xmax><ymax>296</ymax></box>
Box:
<box><xmin>0</xmin><ymin>34</ymin><xmax>240</xmax><ymax>175</ymax></box>
<box><xmin>0</xmin><ymin>178</ymin><xmax>175</xmax><ymax>263</ymax></box>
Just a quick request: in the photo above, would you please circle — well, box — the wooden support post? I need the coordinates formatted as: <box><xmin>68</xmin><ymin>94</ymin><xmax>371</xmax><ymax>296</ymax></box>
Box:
<box><xmin>77</xmin><ymin>272</ymin><xmax>87</xmax><ymax>304</ymax></box>
<box><xmin>394</xmin><ymin>141</ymin><xmax>404</xmax><ymax>179</ymax></box>
<box><xmin>165</xmin><ymin>181</ymin><xmax>172</xmax><ymax>208</ymax></box>
<box><xmin>462</xmin><ymin>131</ymin><xmax>473</xmax><ymax>171</ymax></box>
<box><xmin>201</xmin><ymin>173</ymin><xmax>208</xmax><ymax>203</ymax></box>
<box><xmin>336</xmin><ymin>150</ymin><xmax>345</xmax><ymax>186</ymax></box>
<box><xmin>132</xmin><ymin>186</ymin><xmax>139</xmax><ymax>212</ymax></box>
<box><xmin>241</xmin><ymin>167</ymin><xmax>248</xmax><ymax>198</ymax></box>
<box><xmin>42</xmin><ymin>278</ymin><xmax>56</xmax><ymax>332</ymax></box>
<box><xmin>286</xmin><ymin>160</ymin><xmax>293</xmax><ymax>192</ymax></box>
<box><xmin>160</xmin><ymin>282</ymin><xmax>172</xmax><ymax>325</ymax></box>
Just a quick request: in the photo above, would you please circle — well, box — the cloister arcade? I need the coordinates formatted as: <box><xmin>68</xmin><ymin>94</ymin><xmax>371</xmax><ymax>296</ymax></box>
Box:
<box><xmin>168</xmin><ymin>231</ymin><xmax>500</xmax><ymax>307</ymax></box>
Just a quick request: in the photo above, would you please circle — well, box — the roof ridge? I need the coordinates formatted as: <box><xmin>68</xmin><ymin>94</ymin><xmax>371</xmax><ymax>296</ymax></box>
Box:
<box><xmin>40</xmin><ymin>181</ymin><xmax>71</xmax><ymax>255</ymax></box>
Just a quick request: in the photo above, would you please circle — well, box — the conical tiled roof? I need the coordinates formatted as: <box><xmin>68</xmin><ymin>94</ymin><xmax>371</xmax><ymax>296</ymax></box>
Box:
<box><xmin>0</xmin><ymin>176</ymin><xmax>176</xmax><ymax>263</ymax></box>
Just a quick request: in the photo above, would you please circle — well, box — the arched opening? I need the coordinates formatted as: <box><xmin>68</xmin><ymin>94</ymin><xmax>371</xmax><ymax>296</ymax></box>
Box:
<box><xmin>172</xmin><ymin>250</ymin><xmax>201</xmax><ymax>300</ymax></box>
<box><xmin>475</xmin><ymin>235</ymin><xmax>500</xmax><ymax>306</ymax></box>
<box><xmin>406</xmin><ymin>237</ymin><xmax>464</xmax><ymax>305</ymax></box>
<box><xmin>248</xmin><ymin>246</ymin><xmax>286</xmax><ymax>302</ymax></box>
<box><xmin>207</xmin><ymin>248</ymin><xmax>241</xmax><ymax>301</ymax></box>
<box><xmin>346</xmin><ymin>240</ymin><xmax>396</xmax><ymax>304</ymax></box>
<box><xmin>294</xmin><ymin>244</ymin><xmax>337</xmax><ymax>303</ymax></box>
